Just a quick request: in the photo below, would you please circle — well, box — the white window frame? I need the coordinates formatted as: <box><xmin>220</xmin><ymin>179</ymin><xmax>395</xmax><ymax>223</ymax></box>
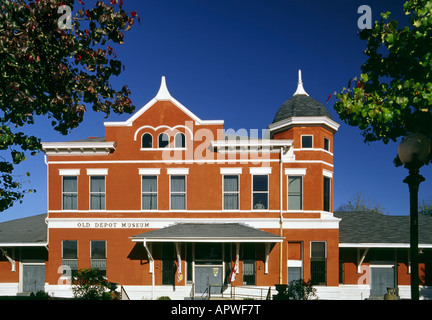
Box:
<box><xmin>223</xmin><ymin>174</ymin><xmax>240</xmax><ymax>211</ymax></box>
<box><xmin>324</xmin><ymin>137</ymin><xmax>330</xmax><ymax>152</ymax></box>
<box><xmin>141</xmin><ymin>132</ymin><xmax>153</xmax><ymax>149</ymax></box>
<box><xmin>139</xmin><ymin>169</ymin><xmax>161</xmax><ymax>211</ymax></box>
<box><xmin>301</xmin><ymin>135</ymin><xmax>313</xmax><ymax>149</ymax></box>
<box><xmin>87</xmin><ymin>169</ymin><xmax>108</xmax><ymax>211</ymax></box>
<box><xmin>61</xmin><ymin>175</ymin><xmax>78</xmax><ymax>211</ymax></box>
<box><xmin>251</xmin><ymin>174</ymin><xmax>269</xmax><ymax>211</ymax></box>
<box><xmin>285</xmin><ymin>168</ymin><xmax>306</xmax><ymax>211</ymax></box>
<box><xmin>168</xmin><ymin>169</ymin><xmax>188</xmax><ymax>211</ymax></box>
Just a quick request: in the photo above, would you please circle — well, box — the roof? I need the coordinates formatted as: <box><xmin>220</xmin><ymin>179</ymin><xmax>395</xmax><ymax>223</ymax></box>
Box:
<box><xmin>272</xmin><ymin>94</ymin><xmax>332</xmax><ymax>124</ymax></box>
<box><xmin>131</xmin><ymin>223</ymin><xmax>284</xmax><ymax>243</ymax></box>
<box><xmin>335</xmin><ymin>211</ymin><xmax>432</xmax><ymax>247</ymax></box>
<box><xmin>0</xmin><ymin>214</ymin><xmax>47</xmax><ymax>246</ymax></box>
<box><xmin>272</xmin><ymin>70</ymin><xmax>332</xmax><ymax>124</ymax></box>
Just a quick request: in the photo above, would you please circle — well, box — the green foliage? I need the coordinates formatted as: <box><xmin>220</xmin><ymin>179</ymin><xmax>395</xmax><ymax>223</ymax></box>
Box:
<box><xmin>337</xmin><ymin>192</ymin><xmax>386</xmax><ymax>214</ymax></box>
<box><xmin>286</xmin><ymin>279</ymin><xmax>317</xmax><ymax>300</ymax></box>
<box><xmin>0</xmin><ymin>0</ymin><xmax>139</xmax><ymax>211</ymax></box>
<box><xmin>419</xmin><ymin>198</ymin><xmax>432</xmax><ymax>215</ymax></box>
<box><xmin>333</xmin><ymin>0</ymin><xmax>432</xmax><ymax>166</ymax></box>
<box><xmin>72</xmin><ymin>268</ymin><xmax>111</xmax><ymax>300</ymax></box>
<box><xmin>274</xmin><ymin>280</ymin><xmax>317</xmax><ymax>300</ymax></box>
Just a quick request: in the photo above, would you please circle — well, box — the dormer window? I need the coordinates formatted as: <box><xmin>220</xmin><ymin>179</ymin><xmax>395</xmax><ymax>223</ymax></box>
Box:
<box><xmin>175</xmin><ymin>133</ymin><xmax>185</xmax><ymax>148</ymax></box>
<box><xmin>158</xmin><ymin>133</ymin><xmax>169</xmax><ymax>148</ymax></box>
<box><xmin>142</xmin><ymin>133</ymin><xmax>153</xmax><ymax>149</ymax></box>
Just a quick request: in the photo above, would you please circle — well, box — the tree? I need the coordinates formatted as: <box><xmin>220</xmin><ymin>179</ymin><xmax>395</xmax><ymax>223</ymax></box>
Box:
<box><xmin>333</xmin><ymin>0</ymin><xmax>432</xmax><ymax>166</ymax></box>
<box><xmin>419</xmin><ymin>198</ymin><xmax>432</xmax><ymax>215</ymax></box>
<box><xmin>337</xmin><ymin>192</ymin><xmax>385</xmax><ymax>214</ymax></box>
<box><xmin>0</xmin><ymin>0</ymin><xmax>139</xmax><ymax>211</ymax></box>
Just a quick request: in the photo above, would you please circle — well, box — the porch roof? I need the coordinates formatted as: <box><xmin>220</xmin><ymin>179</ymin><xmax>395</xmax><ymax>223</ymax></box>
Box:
<box><xmin>335</xmin><ymin>211</ymin><xmax>432</xmax><ymax>248</ymax></box>
<box><xmin>0</xmin><ymin>214</ymin><xmax>47</xmax><ymax>247</ymax></box>
<box><xmin>131</xmin><ymin>223</ymin><xmax>284</xmax><ymax>243</ymax></box>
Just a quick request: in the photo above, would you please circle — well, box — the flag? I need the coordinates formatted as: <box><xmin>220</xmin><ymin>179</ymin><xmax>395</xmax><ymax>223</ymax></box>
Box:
<box><xmin>230</xmin><ymin>256</ymin><xmax>239</xmax><ymax>283</ymax></box>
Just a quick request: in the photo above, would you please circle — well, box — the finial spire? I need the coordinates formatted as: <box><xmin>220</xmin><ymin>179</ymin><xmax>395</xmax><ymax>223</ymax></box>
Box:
<box><xmin>293</xmin><ymin>70</ymin><xmax>309</xmax><ymax>96</ymax></box>
<box><xmin>155</xmin><ymin>76</ymin><xmax>173</xmax><ymax>100</ymax></box>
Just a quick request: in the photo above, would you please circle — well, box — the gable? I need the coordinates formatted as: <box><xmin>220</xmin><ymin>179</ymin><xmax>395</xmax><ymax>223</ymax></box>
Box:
<box><xmin>104</xmin><ymin>76</ymin><xmax>224</xmax><ymax>128</ymax></box>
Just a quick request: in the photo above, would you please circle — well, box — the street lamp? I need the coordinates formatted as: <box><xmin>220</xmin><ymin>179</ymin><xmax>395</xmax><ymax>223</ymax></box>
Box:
<box><xmin>398</xmin><ymin>133</ymin><xmax>431</xmax><ymax>300</ymax></box>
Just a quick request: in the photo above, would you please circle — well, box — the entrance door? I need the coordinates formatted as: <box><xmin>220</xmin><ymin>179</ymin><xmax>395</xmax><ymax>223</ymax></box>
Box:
<box><xmin>370</xmin><ymin>266</ymin><xmax>395</xmax><ymax>296</ymax></box>
<box><xmin>194</xmin><ymin>266</ymin><xmax>223</xmax><ymax>294</ymax></box>
<box><xmin>22</xmin><ymin>264</ymin><xmax>45</xmax><ymax>293</ymax></box>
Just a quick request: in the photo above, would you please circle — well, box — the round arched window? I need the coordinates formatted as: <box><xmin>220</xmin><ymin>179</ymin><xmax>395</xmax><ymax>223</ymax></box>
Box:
<box><xmin>158</xmin><ymin>133</ymin><xmax>169</xmax><ymax>148</ymax></box>
<box><xmin>142</xmin><ymin>133</ymin><xmax>153</xmax><ymax>148</ymax></box>
<box><xmin>175</xmin><ymin>133</ymin><xmax>185</xmax><ymax>148</ymax></box>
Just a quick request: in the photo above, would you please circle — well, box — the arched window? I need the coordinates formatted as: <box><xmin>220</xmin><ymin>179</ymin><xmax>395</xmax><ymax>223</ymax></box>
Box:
<box><xmin>158</xmin><ymin>133</ymin><xmax>169</xmax><ymax>148</ymax></box>
<box><xmin>142</xmin><ymin>133</ymin><xmax>153</xmax><ymax>148</ymax></box>
<box><xmin>175</xmin><ymin>133</ymin><xmax>185</xmax><ymax>148</ymax></box>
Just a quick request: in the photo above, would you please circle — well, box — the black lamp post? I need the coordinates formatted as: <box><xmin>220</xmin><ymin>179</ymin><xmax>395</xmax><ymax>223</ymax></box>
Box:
<box><xmin>398</xmin><ymin>133</ymin><xmax>431</xmax><ymax>300</ymax></box>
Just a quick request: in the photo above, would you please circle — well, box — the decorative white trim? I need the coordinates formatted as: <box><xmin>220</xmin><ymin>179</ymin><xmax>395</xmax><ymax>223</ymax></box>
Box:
<box><xmin>220</xmin><ymin>168</ymin><xmax>243</xmax><ymax>175</ymax></box>
<box><xmin>287</xmin><ymin>260</ymin><xmax>303</xmax><ymax>267</ymax></box>
<box><xmin>323</xmin><ymin>169</ymin><xmax>333</xmax><ymax>179</ymax></box>
<box><xmin>167</xmin><ymin>168</ymin><xmax>189</xmax><ymax>175</ymax></box>
<box><xmin>42</xmin><ymin>141</ymin><xmax>116</xmax><ymax>156</ymax></box>
<box><xmin>268</xmin><ymin>116</ymin><xmax>340</xmax><ymax>133</ymax></box>
<box><xmin>86</xmin><ymin>169</ymin><xmax>108</xmax><ymax>176</ymax></box>
<box><xmin>139</xmin><ymin>168</ymin><xmax>161</xmax><ymax>175</ymax></box>
<box><xmin>339</xmin><ymin>243</ymin><xmax>432</xmax><ymax>248</ymax></box>
<box><xmin>59</xmin><ymin>169</ymin><xmax>80</xmax><ymax>176</ymax></box>
<box><xmin>293</xmin><ymin>148</ymin><xmax>333</xmax><ymax>156</ymax></box>
<box><xmin>133</xmin><ymin>124</ymin><xmax>193</xmax><ymax>142</ymax></box>
<box><xmin>249</xmin><ymin>167</ymin><xmax>272</xmax><ymax>175</ymax></box>
<box><xmin>104</xmin><ymin>77</ymin><xmax>224</xmax><ymax>127</ymax></box>
<box><xmin>46</xmin><ymin>216</ymin><xmax>340</xmax><ymax>230</ymax></box>
<box><xmin>285</xmin><ymin>168</ymin><xmax>307</xmax><ymax>176</ymax></box>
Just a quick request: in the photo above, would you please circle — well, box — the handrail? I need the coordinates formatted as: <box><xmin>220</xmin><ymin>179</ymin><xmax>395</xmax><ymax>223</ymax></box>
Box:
<box><xmin>120</xmin><ymin>286</ymin><xmax>130</xmax><ymax>300</ymax></box>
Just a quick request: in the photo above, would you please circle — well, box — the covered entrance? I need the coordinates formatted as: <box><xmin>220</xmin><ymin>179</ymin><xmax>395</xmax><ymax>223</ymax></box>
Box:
<box><xmin>131</xmin><ymin>223</ymin><xmax>283</xmax><ymax>297</ymax></box>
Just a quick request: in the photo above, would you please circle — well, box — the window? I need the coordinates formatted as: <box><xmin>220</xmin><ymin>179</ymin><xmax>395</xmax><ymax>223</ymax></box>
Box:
<box><xmin>90</xmin><ymin>176</ymin><xmax>105</xmax><ymax>210</ymax></box>
<box><xmin>311</xmin><ymin>242</ymin><xmax>326</xmax><ymax>285</ymax></box>
<box><xmin>323</xmin><ymin>176</ymin><xmax>331</xmax><ymax>212</ymax></box>
<box><xmin>142</xmin><ymin>133</ymin><xmax>153</xmax><ymax>148</ymax></box>
<box><xmin>91</xmin><ymin>240</ymin><xmax>106</xmax><ymax>277</ymax></box>
<box><xmin>158</xmin><ymin>133</ymin><xmax>169</xmax><ymax>148</ymax></box>
<box><xmin>175</xmin><ymin>133</ymin><xmax>185</xmax><ymax>148</ymax></box>
<box><xmin>324</xmin><ymin>137</ymin><xmax>330</xmax><ymax>151</ymax></box>
<box><xmin>62</xmin><ymin>240</ymin><xmax>78</xmax><ymax>278</ymax></box>
<box><xmin>287</xmin><ymin>242</ymin><xmax>303</xmax><ymax>284</ymax></box>
<box><xmin>301</xmin><ymin>135</ymin><xmax>313</xmax><ymax>148</ymax></box>
<box><xmin>171</xmin><ymin>175</ymin><xmax>186</xmax><ymax>210</ymax></box>
<box><xmin>252</xmin><ymin>175</ymin><xmax>268</xmax><ymax>209</ymax></box>
<box><xmin>142</xmin><ymin>176</ymin><xmax>157</xmax><ymax>210</ymax></box>
<box><xmin>223</xmin><ymin>175</ymin><xmax>239</xmax><ymax>210</ymax></box>
<box><xmin>288</xmin><ymin>176</ymin><xmax>303</xmax><ymax>210</ymax></box>
<box><xmin>63</xmin><ymin>176</ymin><xmax>78</xmax><ymax>210</ymax></box>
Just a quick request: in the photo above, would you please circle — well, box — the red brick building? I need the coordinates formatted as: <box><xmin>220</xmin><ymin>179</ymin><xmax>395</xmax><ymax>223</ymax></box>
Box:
<box><xmin>2</xmin><ymin>73</ymin><xmax>429</xmax><ymax>300</ymax></box>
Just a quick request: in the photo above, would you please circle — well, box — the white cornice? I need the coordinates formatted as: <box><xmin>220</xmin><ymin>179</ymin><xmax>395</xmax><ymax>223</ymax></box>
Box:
<box><xmin>41</xmin><ymin>141</ymin><xmax>116</xmax><ymax>156</ymax></box>
<box><xmin>268</xmin><ymin>116</ymin><xmax>340</xmax><ymax>133</ymax></box>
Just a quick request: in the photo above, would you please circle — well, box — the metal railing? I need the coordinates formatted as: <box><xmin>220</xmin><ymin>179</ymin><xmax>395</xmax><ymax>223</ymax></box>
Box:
<box><xmin>199</xmin><ymin>285</ymin><xmax>274</xmax><ymax>300</ymax></box>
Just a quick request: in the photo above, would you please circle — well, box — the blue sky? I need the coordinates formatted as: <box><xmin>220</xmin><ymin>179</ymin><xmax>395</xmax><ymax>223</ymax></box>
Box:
<box><xmin>1</xmin><ymin>0</ymin><xmax>431</xmax><ymax>222</ymax></box>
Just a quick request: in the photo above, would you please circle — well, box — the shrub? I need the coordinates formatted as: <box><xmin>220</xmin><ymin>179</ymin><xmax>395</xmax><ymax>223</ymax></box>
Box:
<box><xmin>286</xmin><ymin>279</ymin><xmax>317</xmax><ymax>300</ymax></box>
<box><xmin>72</xmin><ymin>268</ymin><xmax>111</xmax><ymax>300</ymax></box>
